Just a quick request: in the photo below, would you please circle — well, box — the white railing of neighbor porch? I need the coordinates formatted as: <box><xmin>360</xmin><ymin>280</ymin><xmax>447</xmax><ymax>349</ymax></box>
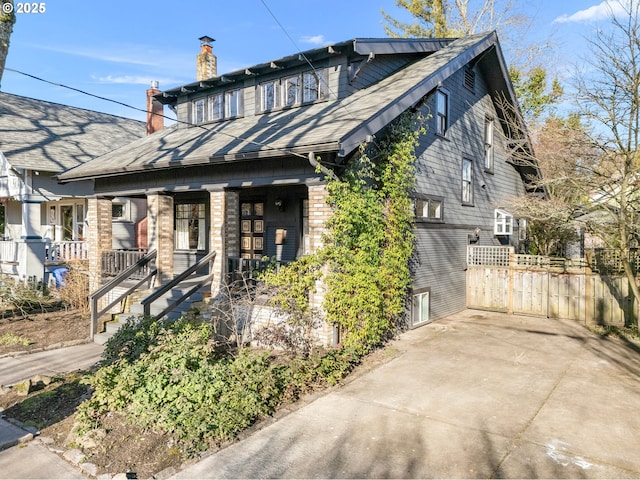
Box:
<box><xmin>46</xmin><ymin>241</ymin><xmax>88</xmax><ymax>263</ymax></box>
<box><xmin>0</xmin><ymin>240</ymin><xmax>18</xmax><ymax>263</ymax></box>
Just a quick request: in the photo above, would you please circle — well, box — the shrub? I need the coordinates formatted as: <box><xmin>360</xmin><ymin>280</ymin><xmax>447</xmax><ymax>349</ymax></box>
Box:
<box><xmin>77</xmin><ymin>314</ymin><xmax>366</xmax><ymax>455</ymax></box>
<box><xmin>57</xmin><ymin>262</ymin><xmax>89</xmax><ymax>315</ymax></box>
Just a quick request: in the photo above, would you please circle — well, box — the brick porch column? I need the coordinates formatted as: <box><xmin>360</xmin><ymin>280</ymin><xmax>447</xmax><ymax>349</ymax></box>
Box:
<box><xmin>87</xmin><ymin>197</ymin><xmax>112</xmax><ymax>294</ymax></box>
<box><xmin>147</xmin><ymin>193</ymin><xmax>173</xmax><ymax>284</ymax></box>
<box><xmin>209</xmin><ymin>189</ymin><xmax>239</xmax><ymax>294</ymax></box>
<box><xmin>307</xmin><ymin>183</ymin><xmax>334</xmax><ymax>346</ymax></box>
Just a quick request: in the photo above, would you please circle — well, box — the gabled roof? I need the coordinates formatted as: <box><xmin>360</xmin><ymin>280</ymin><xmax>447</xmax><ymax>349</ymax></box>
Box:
<box><xmin>0</xmin><ymin>93</ymin><xmax>145</xmax><ymax>173</ymax></box>
<box><xmin>59</xmin><ymin>32</ymin><xmax>530</xmax><ymax>183</ymax></box>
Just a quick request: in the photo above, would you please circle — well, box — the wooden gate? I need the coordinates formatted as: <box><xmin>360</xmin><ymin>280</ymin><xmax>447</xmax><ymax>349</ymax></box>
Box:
<box><xmin>466</xmin><ymin>246</ymin><xmax>637</xmax><ymax>326</ymax></box>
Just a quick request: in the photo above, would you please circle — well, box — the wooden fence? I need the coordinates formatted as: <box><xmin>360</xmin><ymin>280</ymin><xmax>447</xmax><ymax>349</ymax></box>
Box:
<box><xmin>466</xmin><ymin>246</ymin><xmax>637</xmax><ymax>326</ymax></box>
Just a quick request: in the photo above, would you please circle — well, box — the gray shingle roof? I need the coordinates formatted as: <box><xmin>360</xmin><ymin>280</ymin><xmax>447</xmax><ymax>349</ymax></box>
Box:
<box><xmin>59</xmin><ymin>32</ymin><xmax>521</xmax><ymax>182</ymax></box>
<box><xmin>0</xmin><ymin>93</ymin><xmax>145</xmax><ymax>172</ymax></box>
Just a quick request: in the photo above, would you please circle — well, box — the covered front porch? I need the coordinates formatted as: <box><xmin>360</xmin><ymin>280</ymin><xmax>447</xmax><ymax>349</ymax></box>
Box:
<box><xmin>87</xmin><ymin>182</ymin><xmax>329</xmax><ymax>291</ymax></box>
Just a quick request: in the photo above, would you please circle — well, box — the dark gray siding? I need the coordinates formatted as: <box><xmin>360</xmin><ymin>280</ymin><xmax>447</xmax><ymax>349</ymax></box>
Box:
<box><xmin>411</xmin><ymin>65</ymin><xmax>526</xmax><ymax>323</ymax></box>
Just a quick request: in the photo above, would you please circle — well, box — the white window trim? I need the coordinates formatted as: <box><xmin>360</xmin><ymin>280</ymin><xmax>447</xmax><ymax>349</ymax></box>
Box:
<box><xmin>208</xmin><ymin>93</ymin><xmax>223</xmax><ymax>121</ymax></box>
<box><xmin>260</xmin><ymin>80</ymin><xmax>280</xmax><ymax>112</ymax></box>
<box><xmin>495</xmin><ymin>209</ymin><xmax>513</xmax><ymax>235</ymax></box>
<box><xmin>225</xmin><ymin>89</ymin><xmax>243</xmax><ymax>118</ymax></box>
<box><xmin>192</xmin><ymin>98</ymin><xmax>206</xmax><ymax>124</ymax></box>
<box><xmin>414</xmin><ymin>196</ymin><xmax>444</xmax><ymax>221</ymax></box>
<box><xmin>462</xmin><ymin>157</ymin><xmax>473</xmax><ymax>205</ymax></box>
<box><xmin>484</xmin><ymin>116</ymin><xmax>494</xmax><ymax>171</ymax></box>
<box><xmin>283</xmin><ymin>75</ymin><xmax>301</xmax><ymax>107</ymax></box>
<box><xmin>436</xmin><ymin>88</ymin><xmax>449</xmax><ymax>136</ymax></box>
<box><xmin>412</xmin><ymin>288</ymin><xmax>431</xmax><ymax>327</ymax></box>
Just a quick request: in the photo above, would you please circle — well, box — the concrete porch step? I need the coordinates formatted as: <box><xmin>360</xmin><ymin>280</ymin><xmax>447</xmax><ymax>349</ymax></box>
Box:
<box><xmin>93</xmin><ymin>275</ymin><xmax>210</xmax><ymax>345</ymax></box>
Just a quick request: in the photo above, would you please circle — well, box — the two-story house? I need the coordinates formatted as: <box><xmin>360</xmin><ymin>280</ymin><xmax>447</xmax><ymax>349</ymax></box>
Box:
<box><xmin>0</xmin><ymin>93</ymin><xmax>145</xmax><ymax>282</ymax></box>
<box><xmin>58</xmin><ymin>32</ymin><xmax>533</xmax><ymax>342</ymax></box>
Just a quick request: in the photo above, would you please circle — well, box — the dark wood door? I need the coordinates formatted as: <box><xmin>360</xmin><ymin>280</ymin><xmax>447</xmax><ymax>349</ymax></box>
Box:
<box><xmin>240</xmin><ymin>201</ymin><xmax>264</xmax><ymax>259</ymax></box>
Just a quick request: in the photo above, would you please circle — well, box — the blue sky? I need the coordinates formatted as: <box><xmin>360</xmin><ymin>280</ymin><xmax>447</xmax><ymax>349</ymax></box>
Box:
<box><xmin>1</xmin><ymin>0</ymin><xmax>623</xmax><ymax>122</ymax></box>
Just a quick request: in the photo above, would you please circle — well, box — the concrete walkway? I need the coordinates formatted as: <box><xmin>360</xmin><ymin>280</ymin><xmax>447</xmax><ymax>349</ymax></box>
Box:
<box><xmin>1</xmin><ymin>311</ymin><xmax>640</xmax><ymax>478</ymax></box>
<box><xmin>172</xmin><ymin>311</ymin><xmax>640</xmax><ymax>479</ymax></box>
<box><xmin>0</xmin><ymin>342</ymin><xmax>103</xmax><ymax>478</ymax></box>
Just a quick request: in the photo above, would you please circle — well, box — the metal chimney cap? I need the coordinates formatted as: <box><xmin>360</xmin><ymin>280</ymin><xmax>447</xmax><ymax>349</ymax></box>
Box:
<box><xmin>199</xmin><ymin>36</ymin><xmax>215</xmax><ymax>45</ymax></box>
<box><xmin>150</xmin><ymin>80</ymin><xmax>159</xmax><ymax>89</ymax></box>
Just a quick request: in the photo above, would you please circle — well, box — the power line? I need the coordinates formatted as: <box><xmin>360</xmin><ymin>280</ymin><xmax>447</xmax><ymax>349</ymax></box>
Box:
<box><xmin>259</xmin><ymin>0</ymin><xmax>359</xmax><ymax>123</ymax></box>
<box><xmin>4</xmin><ymin>67</ymin><xmax>310</xmax><ymax>161</ymax></box>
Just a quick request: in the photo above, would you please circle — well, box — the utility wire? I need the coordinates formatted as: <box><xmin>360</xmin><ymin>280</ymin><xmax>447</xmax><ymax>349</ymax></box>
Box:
<box><xmin>259</xmin><ymin>0</ymin><xmax>359</xmax><ymax>124</ymax></box>
<box><xmin>4</xmin><ymin>67</ymin><xmax>311</xmax><ymax>160</ymax></box>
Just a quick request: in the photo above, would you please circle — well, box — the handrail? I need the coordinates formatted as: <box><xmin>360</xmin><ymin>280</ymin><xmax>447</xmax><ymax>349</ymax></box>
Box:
<box><xmin>89</xmin><ymin>250</ymin><xmax>157</xmax><ymax>337</ymax></box>
<box><xmin>141</xmin><ymin>250</ymin><xmax>216</xmax><ymax>319</ymax></box>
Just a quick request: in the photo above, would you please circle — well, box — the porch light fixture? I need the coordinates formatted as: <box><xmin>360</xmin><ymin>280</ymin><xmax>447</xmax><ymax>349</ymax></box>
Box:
<box><xmin>468</xmin><ymin>227</ymin><xmax>481</xmax><ymax>244</ymax></box>
<box><xmin>275</xmin><ymin>199</ymin><xmax>285</xmax><ymax>211</ymax></box>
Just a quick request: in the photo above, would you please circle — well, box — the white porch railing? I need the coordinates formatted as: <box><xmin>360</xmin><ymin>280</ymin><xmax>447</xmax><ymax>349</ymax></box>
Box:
<box><xmin>45</xmin><ymin>241</ymin><xmax>88</xmax><ymax>263</ymax></box>
<box><xmin>0</xmin><ymin>240</ymin><xmax>18</xmax><ymax>263</ymax></box>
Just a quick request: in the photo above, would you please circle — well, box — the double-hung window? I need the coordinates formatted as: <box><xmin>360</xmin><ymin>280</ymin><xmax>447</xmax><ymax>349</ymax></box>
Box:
<box><xmin>260</xmin><ymin>80</ymin><xmax>279</xmax><ymax>111</ymax></box>
<box><xmin>175</xmin><ymin>203</ymin><xmax>206</xmax><ymax>250</ymax></box>
<box><xmin>225</xmin><ymin>89</ymin><xmax>243</xmax><ymax>118</ymax></box>
<box><xmin>436</xmin><ymin>89</ymin><xmax>449</xmax><ymax>135</ymax></box>
<box><xmin>209</xmin><ymin>93</ymin><xmax>223</xmax><ymax>121</ymax></box>
<box><xmin>462</xmin><ymin>157</ymin><xmax>473</xmax><ymax>205</ymax></box>
<box><xmin>302</xmin><ymin>70</ymin><xmax>327</xmax><ymax>103</ymax></box>
<box><xmin>484</xmin><ymin>117</ymin><xmax>494</xmax><ymax>171</ymax></box>
<box><xmin>192</xmin><ymin>98</ymin><xmax>206</xmax><ymax>124</ymax></box>
<box><xmin>494</xmin><ymin>209</ymin><xmax>513</xmax><ymax>235</ymax></box>
<box><xmin>283</xmin><ymin>75</ymin><xmax>301</xmax><ymax>107</ymax></box>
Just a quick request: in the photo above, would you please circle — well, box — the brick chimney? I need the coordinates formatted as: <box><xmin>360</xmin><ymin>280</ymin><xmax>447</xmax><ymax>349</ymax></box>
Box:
<box><xmin>196</xmin><ymin>35</ymin><xmax>217</xmax><ymax>81</ymax></box>
<box><xmin>146</xmin><ymin>80</ymin><xmax>164</xmax><ymax>135</ymax></box>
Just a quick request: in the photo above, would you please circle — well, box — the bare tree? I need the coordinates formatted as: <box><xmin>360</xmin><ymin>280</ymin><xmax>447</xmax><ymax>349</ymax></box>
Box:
<box><xmin>0</xmin><ymin>0</ymin><xmax>15</xmax><ymax>88</ymax></box>
<box><xmin>570</xmin><ymin>0</ymin><xmax>640</xmax><ymax>307</ymax></box>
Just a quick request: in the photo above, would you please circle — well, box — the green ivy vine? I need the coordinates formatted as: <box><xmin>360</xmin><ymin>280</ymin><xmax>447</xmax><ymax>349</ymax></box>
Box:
<box><xmin>265</xmin><ymin>110</ymin><xmax>424</xmax><ymax>355</ymax></box>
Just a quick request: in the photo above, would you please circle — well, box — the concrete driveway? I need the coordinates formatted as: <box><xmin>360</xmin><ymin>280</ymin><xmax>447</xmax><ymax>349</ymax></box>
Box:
<box><xmin>173</xmin><ymin>310</ymin><xmax>640</xmax><ymax>479</ymax></box>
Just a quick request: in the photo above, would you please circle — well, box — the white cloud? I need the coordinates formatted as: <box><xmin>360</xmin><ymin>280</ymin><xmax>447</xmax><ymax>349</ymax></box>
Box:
<box><xmin>92</xmin><ymin>75</ymin><xmax>187</xmax><ymax>87</ymax></box>
<box><xmin>553</xmin><ymin>0</ymin><xmax>630</xmax><ymax>23</ymax></box>
<box><xmin>300</xmin><ymin>35</ymin><xmax>327</xmax><ymax>45</ymax></box>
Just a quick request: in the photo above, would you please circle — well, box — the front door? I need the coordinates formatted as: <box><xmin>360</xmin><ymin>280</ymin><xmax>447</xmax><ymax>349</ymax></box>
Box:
<box><xmin>240</xmin><ymin>201</ymin><xmax>264</xmax><ymax>259</ymax></box>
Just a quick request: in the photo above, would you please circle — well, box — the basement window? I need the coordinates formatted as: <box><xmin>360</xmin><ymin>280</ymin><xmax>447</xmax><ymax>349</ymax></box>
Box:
<box><xmin>412</xmin><ymin>288</ymin><xmax>431</xmax><ymax>327</ymax></box>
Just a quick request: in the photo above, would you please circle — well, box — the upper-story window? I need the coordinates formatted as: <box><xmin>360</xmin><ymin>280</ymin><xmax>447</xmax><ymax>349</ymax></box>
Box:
<box><xmin>436</xmin><ymin>89</ymin><xmax>449</xmax><ymax>135</ymax></box>
<box><xmin>462</xmin><ymin>156</ymin><xmax>473</xmax><ymax>205</ymax></box>
<box><xmin>484</xmin><ymin>116</ymin><xmax>494</xmax><ymax>171</ymax></box>
<box><xmin>193</xmin><ymin>98</ymin><xmax>206</xmax><ymax>124</ymax></box>
<box><xmin>303</xmin><ymin>70</ymin><xmax>327</xmax><ymax>103</ymax></box>
<box><xmin>495</xmin><ymin>209</ymin><xmax>513</xmax><ymax>235</ymax></box>
<box><xmin>225</xmin><ymin>89</ymin><xmax>243</xmax><ymax>118</ymax></box>
<box><xmin>260</xmin><ymin>80</ymin><xmax>280</xmax><ymax>111</ymax></box>
<box><xmin>209</xmin><ymin>93</ymin><xmax>223</xmax><ymax>121</ymax></box>
<box><xmin>283</xmin><ymin>75</ymin><xmax>301</xmax><ymax>107</ymax></box>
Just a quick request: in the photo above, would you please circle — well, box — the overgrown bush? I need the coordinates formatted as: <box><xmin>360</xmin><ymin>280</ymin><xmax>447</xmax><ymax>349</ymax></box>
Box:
<box><xmin>0</xmin><ymin>277</ymin><xmax>55</xmax><ymax>315</ymax></box>
<box><xmin>77</xmin><ymin>316</ymin><xmax>364</xmax><ymax>455</ymax></box>
<box><xmin>57</xmin><ymin>262</ymin><xmax>90</xmax><ymax>315</ymax></box>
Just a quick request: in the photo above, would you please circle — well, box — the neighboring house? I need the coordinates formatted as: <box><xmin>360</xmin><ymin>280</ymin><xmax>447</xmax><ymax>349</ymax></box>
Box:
<box><xmin>0</xmin><ymin>93</ymin><xmax>145</xmax><ymax>282</ymax></box>
<box><xmin>58</xmin><ymin>32</ymin><xmax>533</xmax><ymax>342</ymax></box>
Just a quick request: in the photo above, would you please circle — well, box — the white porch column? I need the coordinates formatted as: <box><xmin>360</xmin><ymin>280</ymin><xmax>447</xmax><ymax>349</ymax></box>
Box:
<box><xmin>21</xmin><ymin>196</ymin><xmax>42</xmax><ymax>240</ymax></box>
<box><xmin>17</xmin><ymin>196</ymin><xmax>45</xmax><ymax>283</ymax></box>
